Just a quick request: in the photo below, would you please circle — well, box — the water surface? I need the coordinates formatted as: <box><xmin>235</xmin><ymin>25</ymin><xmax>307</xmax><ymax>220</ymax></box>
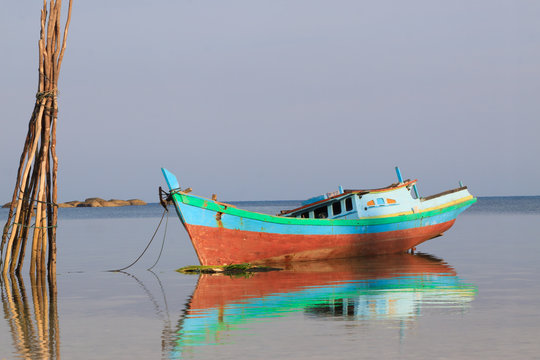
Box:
<box><xmin>1</xmin><ymin>197</ymin><xmax>539</xmax><ymax>359</ymax></box>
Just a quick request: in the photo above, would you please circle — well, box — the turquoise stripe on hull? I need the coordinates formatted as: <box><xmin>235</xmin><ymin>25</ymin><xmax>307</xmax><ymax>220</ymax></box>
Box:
<box><xmin>173</xmin><ymin>198</ymin><xmax>473</xmax><ymax>236</ymax></box>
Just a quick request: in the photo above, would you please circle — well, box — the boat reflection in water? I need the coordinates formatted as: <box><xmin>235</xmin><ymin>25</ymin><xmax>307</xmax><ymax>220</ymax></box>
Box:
<box><xmin>173</xmin><ymin>253</ymin><xmax>476</xmax><ymax>358</ymax></box>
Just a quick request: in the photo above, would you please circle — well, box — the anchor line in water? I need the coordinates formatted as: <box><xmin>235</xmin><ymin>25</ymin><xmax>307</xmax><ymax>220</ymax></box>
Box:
<box><xmin>108</xmin><ymin>207</ymin><xmax>168</xmax><ymax>272</ymax></box>
<box><xmin>148</xmin><ymin>210</ymin><xmax>169</xmax><ymax>271</ymax></box>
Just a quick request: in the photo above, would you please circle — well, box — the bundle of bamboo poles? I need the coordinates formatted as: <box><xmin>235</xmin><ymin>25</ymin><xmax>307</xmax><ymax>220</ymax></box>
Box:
<box><xmin>1</xmin><ymin>0</ymin><xmax>73</xmax><ymax>277</ymax></box>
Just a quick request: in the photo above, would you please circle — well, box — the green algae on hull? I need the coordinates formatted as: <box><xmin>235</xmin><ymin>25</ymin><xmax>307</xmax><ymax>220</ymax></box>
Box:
<box><xmin>177</xmin><ymin>263</ymin><xmax>282</xmax><ymax>275</ymax></box>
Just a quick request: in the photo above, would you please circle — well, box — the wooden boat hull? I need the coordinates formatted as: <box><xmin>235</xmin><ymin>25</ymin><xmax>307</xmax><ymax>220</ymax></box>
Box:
<box><xmin>161</xmin><ymin>168</ymin><xmax>476</xmax><ymax>266</ymax></box>
<box><xmin>184</xmin><ymin>219</ymin><xmax>455</xmax><ymax>265</ymax></box>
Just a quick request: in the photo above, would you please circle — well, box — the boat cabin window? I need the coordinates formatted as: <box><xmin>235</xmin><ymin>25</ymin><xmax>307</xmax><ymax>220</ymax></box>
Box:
<box><xmin>366</xmin><ymin>197</ymin><xmax>399</xmax><ymax>209</ymax></box>
<box><xmin>332</xmin><ymin>202</ymin><xmax>342</xmax><ymax>216</ymax></box>
<box><xmin>345</xmin><ymin>198</ymin><xmax>353</xmax><ymax>211</ymax></box>
<box><xmin>300</xmin><ymin>212</ymin><xmax>310</xmax><ymax>218</ymax></box>
<box><xmin>314</xmin><ymin>206</ymin><xmax>328</xmax><ymax>219</ymax></box>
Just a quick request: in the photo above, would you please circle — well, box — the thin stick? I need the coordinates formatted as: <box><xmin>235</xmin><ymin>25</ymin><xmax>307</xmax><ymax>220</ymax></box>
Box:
<box><xmin>1</xmin><ymin>106</ymin><xmax>37</xmax><ymax>256</ymax></box>
<box><xmin>57</xmin><ymin>0</ymin><xmax>73</xmax><ymax>74</ymax></box>
<box><xmin>2</xmin><ymin>102</ymin><xmax>46</xmax><ymax>276</ymax></box>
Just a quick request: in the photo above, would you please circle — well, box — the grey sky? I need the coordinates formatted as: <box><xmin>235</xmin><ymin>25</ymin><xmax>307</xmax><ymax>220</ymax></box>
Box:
<box><xmin>1</xmin><ymin>1</ymin><xmax>539</xmax><ymax>202</ymax></box>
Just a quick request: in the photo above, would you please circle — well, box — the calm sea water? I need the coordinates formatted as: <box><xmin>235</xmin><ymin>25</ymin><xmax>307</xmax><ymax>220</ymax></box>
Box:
<box><xmin>1</xmin><ymin>196</ymin><xmax>539</xmax><ymax>359</ymax></box>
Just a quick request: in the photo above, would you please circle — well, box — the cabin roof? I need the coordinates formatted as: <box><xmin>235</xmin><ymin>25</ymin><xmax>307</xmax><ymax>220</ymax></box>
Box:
<box><xmin>280</xmin><ymin>179</ymin><xmax>417</xmax><ymax>216</ymax></box>
<box><xmin>344</xmin><ymin>179</ymin><xmax>417</xmax><ymax>194</ymax></box>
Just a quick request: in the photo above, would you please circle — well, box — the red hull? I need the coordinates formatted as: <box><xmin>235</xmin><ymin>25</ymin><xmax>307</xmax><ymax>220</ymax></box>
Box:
<box><xmin>185</xmin><ymin>220</ymin><xmax>456</xmax><ymax>265</ymax></box>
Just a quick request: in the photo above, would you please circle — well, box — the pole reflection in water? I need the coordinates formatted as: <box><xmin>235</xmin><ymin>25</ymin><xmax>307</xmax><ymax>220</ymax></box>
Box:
<box><xmin>0</xmin><ymin>272</ymin><xmax>60</xmax><ymax>359</ymax></box>
<box><xmin>171</xmin><ymin>253</ymin><xmax>476</xmax><ymax>359</ymax></box>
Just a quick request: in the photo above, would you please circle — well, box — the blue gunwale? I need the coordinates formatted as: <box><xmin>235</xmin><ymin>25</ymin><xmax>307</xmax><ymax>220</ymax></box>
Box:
<box><xmin>170</xmin><ymin>191</ymin><xmax>476</xmax><ymax>227</ymax></box>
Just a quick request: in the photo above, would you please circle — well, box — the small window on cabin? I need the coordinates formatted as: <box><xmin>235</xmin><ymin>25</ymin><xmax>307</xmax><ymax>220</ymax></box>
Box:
<box><xmin>314</xmin><ymin>206</ymin><xmax>328</xmax><ymax>219</ymax></box>
<box><xmin>345</xmin><ymin>197</ymin><xmax>353</xmax><ymax>211</ymax></box>
<box><xmin>300</xmin><ymin>212</ymin><xmax>310</xmax><ymax>218</ymax></box>
<box><xmin>332</xmin><ymin>202</ymin><xmax>342</xmax><ymax>216</ymax></box>
<box><xmin>376</xmin><ymin>198</ymin><xmax>385</xmax><ymax>205</ymax></box>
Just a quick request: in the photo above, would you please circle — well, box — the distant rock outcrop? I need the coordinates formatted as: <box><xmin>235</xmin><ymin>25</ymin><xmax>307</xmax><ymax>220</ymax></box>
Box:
<box><xmin>4</xmin><ymin>198</ymin><xmax>147</xmax><ymax>208</ymax></box>
<box><xmin>69</xmin><ymin>198</ymin><xmax>147</xmax><ymax>208</ymax></box>
<box><xmin>128</xmin><ymin>199</ymin><xmax>146</xmax><ymax>206</ymax></box>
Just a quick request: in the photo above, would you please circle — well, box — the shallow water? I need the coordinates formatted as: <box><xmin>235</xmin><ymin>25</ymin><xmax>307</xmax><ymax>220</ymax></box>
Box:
<box><xmin>1</xmin><ymin>197</ymin><xmax>539</xmax><ymax>359</ymax></box>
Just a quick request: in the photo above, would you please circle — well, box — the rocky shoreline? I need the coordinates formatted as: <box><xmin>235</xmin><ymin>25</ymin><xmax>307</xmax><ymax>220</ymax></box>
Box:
<box><xmin>2</xmin><ymin>198</ymin><xmax>147</xmax><ymax>208</ymax></box>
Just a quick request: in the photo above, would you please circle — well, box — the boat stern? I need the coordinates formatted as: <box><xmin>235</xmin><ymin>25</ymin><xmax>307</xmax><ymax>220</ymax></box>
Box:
<box><xmin>419</xmin><ymin>185</ymin><xmax>477</xmax><ymax>214</ymax></box>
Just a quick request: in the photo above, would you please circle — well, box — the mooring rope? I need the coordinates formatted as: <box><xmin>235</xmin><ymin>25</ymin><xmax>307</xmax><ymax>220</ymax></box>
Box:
<box><xmin>108</xmin><ymin>207</ymin><xmax>168</xmax><ymax>272</ymax></box>
<box><xmin>147</xmin><ymin>210</ymin><xmax>169</xmax><ymax>271</ymax></box>
<box><xmin>14</xmin><ymin>197</ymin><xmax>58</xmax><ymax>207</ymax></box>
<box><xmin>35</xmin><ymin>89</ymin><xmax>57</xmax><ymax>101</ymax></box>
<box><xmin>5</xmin><ymin>193</ymin><xmax>59</xmax><ymax>210</ymax></box>
<box><xmin>15</xmin><ymin>223</ymin><xmax>57</xmax><ymax>229</ymax></box>
<box><xmin>6</xmin><ymin>222</ymin><xmax>58</xmax><ymax>229</ymax></box>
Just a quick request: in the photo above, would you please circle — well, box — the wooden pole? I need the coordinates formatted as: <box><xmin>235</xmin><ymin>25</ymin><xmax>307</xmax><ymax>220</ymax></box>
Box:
<box><xmin>1</xmin><ymin>0</ymin><xmax>73</xmax><ymax>278</ymax></box>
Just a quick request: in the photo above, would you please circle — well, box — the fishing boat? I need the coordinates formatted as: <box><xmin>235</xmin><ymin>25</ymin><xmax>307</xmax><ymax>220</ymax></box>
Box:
<box><xmin>161</xmin><ymin>167</ymin><xmax>476</xmax><ymax>266</ymax></box>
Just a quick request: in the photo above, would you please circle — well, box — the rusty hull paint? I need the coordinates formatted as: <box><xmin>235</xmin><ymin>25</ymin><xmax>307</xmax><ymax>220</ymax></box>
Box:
<box><xmin>184</xmin><ymin>219</ymin><xmax>455</xmax><ymax>266</ymax></box>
